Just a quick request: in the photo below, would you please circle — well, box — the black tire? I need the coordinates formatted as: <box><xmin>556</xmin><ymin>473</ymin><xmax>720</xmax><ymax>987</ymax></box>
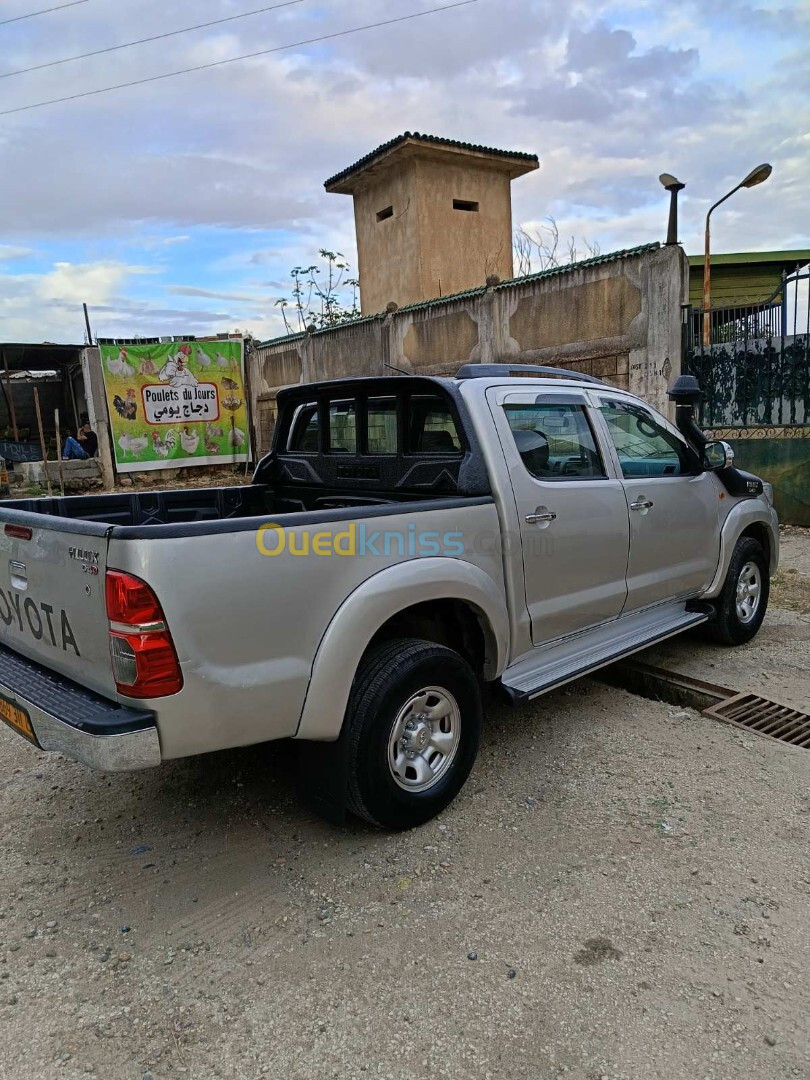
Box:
<box><xmin>702</xmin><ymin>536</ymin><xmax>769</xmax><ymax>646</ymax></box>
<box><xmin>344</xmin><ymin>638</ymin><xmax>482</xmax><ymax>830</ymax></box>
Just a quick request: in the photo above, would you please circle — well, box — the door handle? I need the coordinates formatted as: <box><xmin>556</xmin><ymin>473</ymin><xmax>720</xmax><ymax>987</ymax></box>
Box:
<box><xmin>630</xmin><ymin>498</ymin><xmax>654</xmax><ymax>511</ymax></box>
<box><xmin>525</xmin><ymin>510</ymin><xmax>557</xmax><ymax>524</ymax></box>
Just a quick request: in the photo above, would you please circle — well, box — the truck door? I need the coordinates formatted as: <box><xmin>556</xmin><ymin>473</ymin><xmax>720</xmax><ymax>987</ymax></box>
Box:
<box><xmin>487</xmin><ymin>387</ymin><xmax>630</xmax><ymax>645</ymax></box>
<box><xmin>592</xmin><ymin>395</ymin><xmax>721</xmax><ymax>611</ymax></box>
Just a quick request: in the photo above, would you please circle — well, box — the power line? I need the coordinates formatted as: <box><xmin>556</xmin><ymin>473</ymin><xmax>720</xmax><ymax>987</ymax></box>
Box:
<box><xmin>0</xmin><ymin>0</ymin><xmax>89</xmax><ymax>27</ymax></box>
<box><xmin>1</xmin><ymin>0</ymin><xmax>306</xmax><ymax>80</ymax></box>
<box><xmin>0</xmin><ymin>0</ymin><xmax>480</xmax><ymax>116</ymax></box>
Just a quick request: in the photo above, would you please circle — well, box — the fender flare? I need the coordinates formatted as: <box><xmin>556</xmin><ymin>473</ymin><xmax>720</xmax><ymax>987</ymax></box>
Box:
<box><xmin>700</xmin><ymin>502</ymin><xmax>779</xmax><ymax>599</ymax></box>
<box><xmin>294</xmin><ymin>558</ymin><xmax>510</xmax><ymax>741</ymax></box>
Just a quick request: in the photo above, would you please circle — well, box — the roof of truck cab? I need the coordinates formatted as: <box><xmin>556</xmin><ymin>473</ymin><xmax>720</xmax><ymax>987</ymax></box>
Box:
<box><xmin>275</xmin><ymin>373</ymin><xmax>609</xmax><ymax>396</ymax></box>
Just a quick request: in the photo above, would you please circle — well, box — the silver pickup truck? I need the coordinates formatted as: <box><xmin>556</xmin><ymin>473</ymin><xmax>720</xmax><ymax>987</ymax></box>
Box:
<box><xmin>0</xmin><ymin>366</ymin><xmax>778</xmax><ymax>829</ymax></box>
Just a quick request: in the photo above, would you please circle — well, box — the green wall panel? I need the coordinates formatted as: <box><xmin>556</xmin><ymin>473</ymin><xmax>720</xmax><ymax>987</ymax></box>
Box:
<box><xmin>728</xmin><ymin>438</ymin><xmax>810</xmax><ymax>527</ymax></box>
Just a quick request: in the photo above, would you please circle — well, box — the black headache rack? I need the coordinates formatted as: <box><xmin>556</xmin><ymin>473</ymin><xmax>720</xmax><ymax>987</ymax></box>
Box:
<box><xmin>456</xmin><ymin>364</ymin><xmax>606</xmax><ymax>385</ymax></box>
<box><xmin>255</xmin><ymin>376</ymin><xmax>491</xmax><ymax>500</ymax></box>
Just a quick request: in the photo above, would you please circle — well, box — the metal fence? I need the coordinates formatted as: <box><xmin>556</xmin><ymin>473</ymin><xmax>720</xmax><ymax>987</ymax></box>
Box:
<box><xmin>685</xmin><ymin>270</ymin><xmax>810</xmax><ymax>428</ymax></box>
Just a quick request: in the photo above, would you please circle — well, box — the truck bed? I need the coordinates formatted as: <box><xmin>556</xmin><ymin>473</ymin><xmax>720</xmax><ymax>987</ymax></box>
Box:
<box><xmin>0</xmin><ymin>483</ymin><xmax>441</xmax><ymax>530</ymax></box>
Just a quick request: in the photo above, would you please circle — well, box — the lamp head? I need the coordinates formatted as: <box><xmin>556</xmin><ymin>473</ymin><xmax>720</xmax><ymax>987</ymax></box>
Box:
<box><xmin>741</xmin><ymin>163</ymin><xmax>772</xmax><ymax>188</ymax></box>
<box><xmin>659</xmin><ymin>172</ymin><xmax>686</xmax><ymax>191</ymax></box>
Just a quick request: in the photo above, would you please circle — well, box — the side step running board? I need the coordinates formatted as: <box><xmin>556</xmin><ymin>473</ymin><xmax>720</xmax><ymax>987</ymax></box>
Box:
<box><xmin>501</xmin><ymin>606</ymin><xmax>708</xmax><ymax>703</ymax></box>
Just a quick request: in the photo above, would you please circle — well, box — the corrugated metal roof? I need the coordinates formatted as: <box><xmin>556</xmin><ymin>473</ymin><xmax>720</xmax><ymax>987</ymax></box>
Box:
<box><xmin>258</xmin><ymin>330</ymin><xmax>308</xmax><ymax>348</ymax></box>
<box><xmin>497</xmin><ymin>241</ymin><xmax>660</xmax><ymax>288</ymax></box>
<box><xmin>395</xmin><ymin>242</ymin><xmax>661</xmax><ymax>315</ymax></box>
<box><xmin>9</xmin><ymin>370</ymin><xmax>60</xmax><ymax>380</ymax></box>
<box><xmin>324</xmin><ymin>132</ymin><xmax>539</xmax><ymax>190</ymax></box>
<box><xmin>259</xmin><ymin>312</ymin><xmax>385</xmax><ymax>349</ymax></box>
<box><xmin>687</xmin><ymin>250</ymin><xmax>810</xmax><ymax>268</ymax></box>
<box><xmin>258</xmin><ymin>242</ymin><xmax>661</xmax><ymax>348</ymax></box>
<box><xmin>687</xmin><ymin>250</ymin><xmax>810</xmax><ymax>309</ymax></box>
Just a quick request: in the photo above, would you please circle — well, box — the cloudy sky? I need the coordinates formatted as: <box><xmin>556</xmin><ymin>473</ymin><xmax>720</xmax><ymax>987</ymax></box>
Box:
<box><xmin>1</xmin><ymin>0</ymin><xmax>808</xmax><ymax>344</ymax></box>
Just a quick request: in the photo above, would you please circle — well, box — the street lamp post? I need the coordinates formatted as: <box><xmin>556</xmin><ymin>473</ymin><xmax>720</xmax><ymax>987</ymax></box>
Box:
<box><xmin>702</xmin><ymin>163</ymin><xmax>773</xmax><ymax>347</ymax></box>
<box><xmin>659</xmin><ymin>173</ymin><xmax>686</xmax><ymax>246</ymax></box>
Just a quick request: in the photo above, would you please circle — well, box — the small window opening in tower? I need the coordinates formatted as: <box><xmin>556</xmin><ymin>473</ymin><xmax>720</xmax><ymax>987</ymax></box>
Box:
<box><xmin>453</xmin><ymin>199</ymin><xmax>480</xmax><ymax>212</ymax></box>
<box><xmin>376</xmin><ymin>206</ymin><xmax>394</xmax><ymax>222</ymax></box>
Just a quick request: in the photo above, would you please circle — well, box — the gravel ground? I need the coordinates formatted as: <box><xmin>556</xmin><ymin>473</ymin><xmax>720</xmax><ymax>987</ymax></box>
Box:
<box><xmin>0</xmin><ymin>533</ymin><xmax>808</xmax><ymax>1080</ymax></box>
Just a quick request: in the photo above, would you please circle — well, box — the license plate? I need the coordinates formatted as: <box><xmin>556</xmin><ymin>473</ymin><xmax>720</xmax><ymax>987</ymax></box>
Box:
<box><xmin>0</xmin><ymin>692</ymin><xmax>37</xmax><ymax>744</ymax></box>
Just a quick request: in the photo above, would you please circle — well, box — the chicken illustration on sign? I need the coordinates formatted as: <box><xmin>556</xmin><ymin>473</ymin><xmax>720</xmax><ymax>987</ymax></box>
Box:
<box><xmin>100</xmin><ymin>339</ymin><xmax>249</xmax><ymax>473</ymax></box>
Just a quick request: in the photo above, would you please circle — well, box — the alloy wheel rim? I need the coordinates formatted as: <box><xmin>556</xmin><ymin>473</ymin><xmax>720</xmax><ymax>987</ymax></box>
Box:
<box><xmin>735</xmin><ymin>561</ymin><xmax>762</xmax><ymax>624</ymax></box>
<box><xmin>388</xmin><ymin>686</ymin><xmax>461</xmax><ymax>793</ymax></box>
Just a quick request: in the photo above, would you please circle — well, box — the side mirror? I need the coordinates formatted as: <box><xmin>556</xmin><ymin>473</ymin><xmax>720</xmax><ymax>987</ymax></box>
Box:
<box><xmin>702</xmin><ymin>439</ymin><xmax>734</xmax><ymax>471</ymax></box>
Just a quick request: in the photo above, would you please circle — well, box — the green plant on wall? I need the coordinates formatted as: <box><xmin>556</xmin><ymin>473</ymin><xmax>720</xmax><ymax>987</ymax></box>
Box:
<box><xmin>275</xmin><ymin>250</ymin><xmax>360</xmax><ymax>334</ymax></box>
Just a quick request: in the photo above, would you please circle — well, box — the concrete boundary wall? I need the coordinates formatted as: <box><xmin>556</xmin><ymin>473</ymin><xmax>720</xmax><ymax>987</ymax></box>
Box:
<box><xmin>251</xmin><ymin>244</ymin><xmax>688</xmax><ymax>456</ymax></box>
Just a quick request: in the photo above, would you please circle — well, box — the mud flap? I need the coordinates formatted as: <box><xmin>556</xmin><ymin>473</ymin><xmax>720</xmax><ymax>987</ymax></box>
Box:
<box><xmin>296</xmin><ymin>737</ymin><xmax>349</xmax><ymax>825</ymax></box>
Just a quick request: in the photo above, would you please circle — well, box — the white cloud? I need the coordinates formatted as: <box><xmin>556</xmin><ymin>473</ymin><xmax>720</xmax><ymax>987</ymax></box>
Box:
<box><xmin>0</xmin><ymin>260</ymin><xmax>160</xmax><ymax>342</ymax></box>
<box><xmin>0</xmin><ymin>245</ymin><xmax>31</xmax><ymax>261</ymax></box>
<box><xmin>0</xmin><ymin>0</ymin><xmax>806</xmax><ymax>342</ymax></box>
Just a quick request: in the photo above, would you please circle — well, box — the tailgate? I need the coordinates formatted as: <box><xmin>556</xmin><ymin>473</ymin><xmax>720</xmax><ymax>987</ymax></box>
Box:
<box><xmin>0</xmin><ymin>511</ymin><xmax>115</xmax><ymax>697</ymax></box>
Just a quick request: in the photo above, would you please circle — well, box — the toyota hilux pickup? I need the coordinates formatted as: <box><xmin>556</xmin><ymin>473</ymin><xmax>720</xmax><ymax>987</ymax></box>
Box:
<box><xmin>0</xmin><ymin>366</ymin><xmax>778</xmax><ymax>829</ymax></box>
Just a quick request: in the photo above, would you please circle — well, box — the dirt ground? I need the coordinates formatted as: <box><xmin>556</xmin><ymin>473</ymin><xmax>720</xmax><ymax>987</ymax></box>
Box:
<box><xmin>641</xmin><ymin>525</ymin><xmax>810</xmax><ymax>713</ymax></box>
<box><xmin>0</xmin><ymin>532</ymin><xmax>808</xmax><ymax>1080</ymax></box>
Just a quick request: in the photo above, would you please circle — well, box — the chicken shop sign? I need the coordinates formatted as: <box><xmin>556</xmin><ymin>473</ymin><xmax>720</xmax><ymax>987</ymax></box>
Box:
<box><xmin>99</xmin><ymin>339</ymin><xmax>250</xmax><ymax>473</ymax></box>
<box><xmin>142</xmin><ymin>384</ymin><xmax>219</xmax><ymax>424</ymax></box>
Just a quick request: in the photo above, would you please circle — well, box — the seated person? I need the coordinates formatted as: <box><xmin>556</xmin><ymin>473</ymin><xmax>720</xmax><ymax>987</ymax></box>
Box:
<box><xmin>512</xmin><ymin>428</ymin><xmax>551</xmax><ymax>478</ymax></box>
<box><xmin>63</xmin><ymin>414</ymin><xmax>98</xmax><ymax>460</ymax></box>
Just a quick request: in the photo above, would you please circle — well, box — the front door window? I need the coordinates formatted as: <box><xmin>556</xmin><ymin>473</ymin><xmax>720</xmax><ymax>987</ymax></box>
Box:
<box><xmin>599</xmin><ymin>400</ymin><xmax>691</xmax><ymax>478</ymax></box>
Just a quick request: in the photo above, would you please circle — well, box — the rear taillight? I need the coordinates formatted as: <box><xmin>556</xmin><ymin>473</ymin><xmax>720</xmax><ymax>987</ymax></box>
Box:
<box><xmin>105</xmin><ymin>570</ymin><xmax>182</xmax><ymax>698</ymax></box>
<box><xmin>5</xmin><ymin>524</ymin><xmax>32</xmax><ymax>541</ymax></box>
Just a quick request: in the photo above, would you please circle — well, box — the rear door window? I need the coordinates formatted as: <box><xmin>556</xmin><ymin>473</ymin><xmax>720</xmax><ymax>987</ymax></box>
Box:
<box><xmin>503</xmin><ymin>403</ymin><xmax>605</xmax><ymax>480</ymax></box>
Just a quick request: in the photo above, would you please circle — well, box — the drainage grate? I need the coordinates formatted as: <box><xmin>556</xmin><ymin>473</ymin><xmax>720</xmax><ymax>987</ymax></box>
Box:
<box><xmin>603</xmin><ymin>660</ymin><xmax>810</xmax><ymax>750</ymax></box>
<box><xmin>703</xmin><ymin>693</ymin><xmax>810</xmax><ymax>748</ymax></box>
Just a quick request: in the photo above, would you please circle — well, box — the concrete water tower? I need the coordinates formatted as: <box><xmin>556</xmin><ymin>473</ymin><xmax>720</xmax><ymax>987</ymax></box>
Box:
<box><xmin>325</xmin><ymin>133</ymin><xmax>539</xmax><ymax>315</ymax></box>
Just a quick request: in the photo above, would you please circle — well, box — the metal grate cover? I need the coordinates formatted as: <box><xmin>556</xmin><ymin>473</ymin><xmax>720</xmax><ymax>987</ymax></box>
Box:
<box><xmin>703</xmin><ymin>693</ymin><xmax>810</xmax><ymax>748</ymax></box>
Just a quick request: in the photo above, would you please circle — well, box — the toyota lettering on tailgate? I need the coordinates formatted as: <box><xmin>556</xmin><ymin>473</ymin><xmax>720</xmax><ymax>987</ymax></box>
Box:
<box><xmin>0</xmin><ymin>589</ymin><xmax>80</xmax><ymax>655</ymax></box>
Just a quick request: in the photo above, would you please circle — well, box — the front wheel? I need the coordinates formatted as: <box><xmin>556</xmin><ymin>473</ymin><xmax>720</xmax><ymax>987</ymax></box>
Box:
<box><xmin>702</xmin><ymin>536</ymin><xmax>769</xmax><ymax>645</ymax></box>
<box><xmin>344</xmin><ymin>638</ymin><xmax>483</xmax><ymax>830</ymax></box>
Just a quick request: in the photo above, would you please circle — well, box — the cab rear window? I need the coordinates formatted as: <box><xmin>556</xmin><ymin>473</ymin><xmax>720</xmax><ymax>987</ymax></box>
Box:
<box><xmin>287</xmin><ymin>393</ymin><xmax>463</xmax><ymax>456</ymax></box>
<box><xmin>288</xmin><ymin>403</ymin><xmax>319</xmax><ymax>452</ymax></box>
<box><xmin>408</xmin><ymin>397</ymin><xmax>462</xmax><ymax>454</ymax></box>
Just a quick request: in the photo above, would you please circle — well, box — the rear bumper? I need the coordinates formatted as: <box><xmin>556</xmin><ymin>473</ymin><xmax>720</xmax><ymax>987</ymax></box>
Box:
<box><xmin>0</xmin><ymin>643</ymin><xmax>161</xmax><ymax>771</ymax></box>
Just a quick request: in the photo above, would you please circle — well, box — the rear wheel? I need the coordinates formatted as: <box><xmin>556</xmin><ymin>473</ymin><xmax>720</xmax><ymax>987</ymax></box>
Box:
<box><xmin>702</xmin><ymin>536</ymin><xmax>769</xmax><ymax>645</ymax></box>
<box><xmin>344</xmin><ymin>638</ymin><xmax>482</xmax><ymax>830</ymax></box>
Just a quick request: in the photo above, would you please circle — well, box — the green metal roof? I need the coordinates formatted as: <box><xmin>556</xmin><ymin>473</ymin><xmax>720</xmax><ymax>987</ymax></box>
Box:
<box><xmin>688</xmin><ymin>250</ymin><xmax>810</xmax><ymax>308</ymax></box>
<box><xmin>324</xmin><ymin>132</ymin><xmax>539</xmax><ymax>191</ymax></box>
<box><xmin>687</xmin><ymin>250</ymin><xmax>810</xmax><ymax>267</ymax></box>
<box><xmin>259</xmin><ymin>242</ymin><xmax>661</xmax><ymax>348</ymax></box>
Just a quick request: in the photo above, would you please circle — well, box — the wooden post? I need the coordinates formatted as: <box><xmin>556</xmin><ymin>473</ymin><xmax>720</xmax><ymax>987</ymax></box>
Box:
<box><xmin>1</xmin><ymin>347</ymin><xmax>19</xmax><ymax>442</ymax></box>
<box><xmin>33</xmin><ymin>387</ymin><xmax>53</xmax><ymax>497</ymax></box>
<box><xmin>54</xmin><ymin>408</ymin><xmax>65</xmax><ymax>497</ymax></box>
<box><xmin>241</xmin><ymin>337</ymin><xmax>257</xmax><ymax>476</ymax></box>
<box><xmin>67</xmin><ymin>369</ymin><xmax>81</xmax><ymax>431</ymax></box>
<box><xmin>80</xmin><ymin>347</ymin><xmax>115</xmax><ymax>490</ymax></box>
